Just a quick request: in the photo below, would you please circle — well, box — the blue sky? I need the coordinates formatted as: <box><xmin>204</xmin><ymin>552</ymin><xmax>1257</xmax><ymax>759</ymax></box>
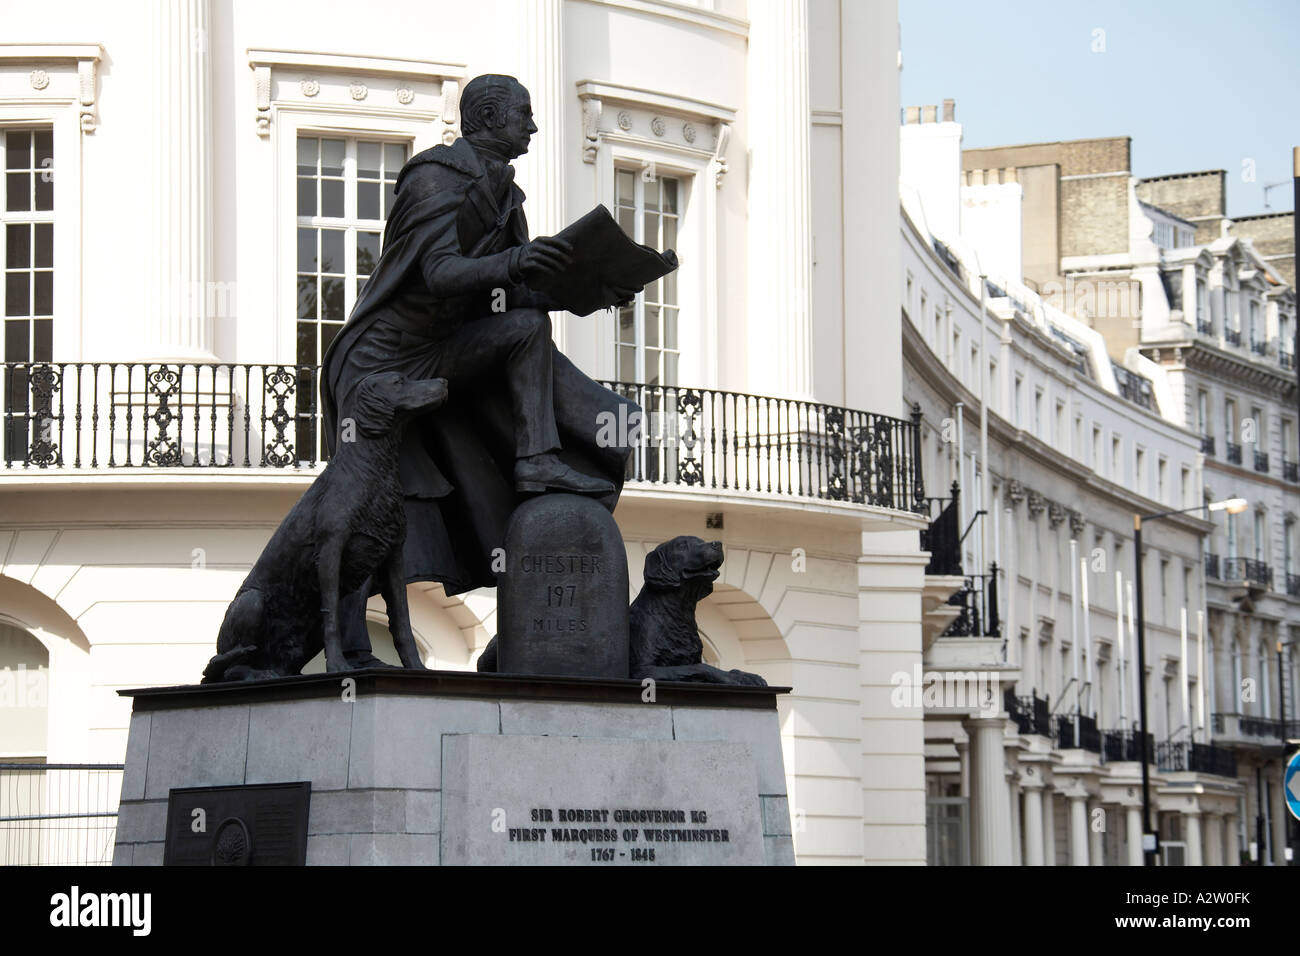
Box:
<box><xmin>899</xmin><ymin>0</ymin><xmax>1299</xmax><ymax>215</ymax></box>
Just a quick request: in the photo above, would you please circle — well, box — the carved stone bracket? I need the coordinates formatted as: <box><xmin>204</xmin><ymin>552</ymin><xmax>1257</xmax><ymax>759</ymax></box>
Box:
<box><xmin>1004</xmin><ymin>479</ymin><xmax>1024</xmax><ymax>508</ymax></box>
<box><xmin>1047</xmin><ymin>501</ymin><xmax>1065</xmax><ymax>527</ymax></box>
<box><xmin>1068</xmin><ymin>510</ymin><xmax>1086</xmax><ymax>537</ymax></box>
<box><xmin>0</xmin><ymin>44</ymin><xmax>104</xmax><ymax>133</ymax></box>
<box><xmin>1026</xmin><ymin>490</ymin><xmax>1045</xmax><ymax>518</ymax></box>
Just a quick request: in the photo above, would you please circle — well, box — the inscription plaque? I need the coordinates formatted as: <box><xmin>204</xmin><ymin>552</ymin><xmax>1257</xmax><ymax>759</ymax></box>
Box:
<box><xmin>497</xmin><ymin>493</ymin><xmax>629</xmax><ymax>677</ymax></box>
<box><xmin>441</xmin><ymin>734</ymin><xmax>765</xmax><ymax>865</ymax></box>
<box><xmin>163</xmin><ymin>782</ymin><xmax>311</xmax><ymax>866</ymax></box>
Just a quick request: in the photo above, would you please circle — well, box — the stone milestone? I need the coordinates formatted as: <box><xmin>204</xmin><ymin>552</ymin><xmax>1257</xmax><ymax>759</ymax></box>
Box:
<box><xmin>496</xmin><ymin>493</ymin><xmax>629</xmax><ymax>678</ymax></box>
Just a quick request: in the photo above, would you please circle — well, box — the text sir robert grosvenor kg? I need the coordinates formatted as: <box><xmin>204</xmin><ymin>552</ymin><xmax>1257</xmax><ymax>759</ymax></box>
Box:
<box><xmin>49</xmin><ymin>886</ymin><xmax>151</xmax><ymax>936</ymax></box>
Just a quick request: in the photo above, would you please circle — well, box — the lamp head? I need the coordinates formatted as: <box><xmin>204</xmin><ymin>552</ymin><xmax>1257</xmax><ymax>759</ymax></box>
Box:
<box><xmin>1207</xmin><ymin>497</ymin><xmax>1248</xmax><ymax>514</ymax></box>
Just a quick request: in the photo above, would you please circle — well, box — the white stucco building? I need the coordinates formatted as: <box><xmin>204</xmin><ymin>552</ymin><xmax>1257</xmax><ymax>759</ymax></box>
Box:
<box><xmin>0</xmin><ymin>0</ymin><xmax>939</xmax><ymax>865</ymax></box>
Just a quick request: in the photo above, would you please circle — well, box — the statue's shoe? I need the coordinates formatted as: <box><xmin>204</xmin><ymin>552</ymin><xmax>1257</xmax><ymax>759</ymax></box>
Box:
<box><xmin>343</xmin><ymin>651</ymin><xmax>401</xmax><ymax>670</ymax></box>
<box><xmin>515</xmin><ymin>455</ymin><xmax>615</xmax><ymax>495</ymax></box>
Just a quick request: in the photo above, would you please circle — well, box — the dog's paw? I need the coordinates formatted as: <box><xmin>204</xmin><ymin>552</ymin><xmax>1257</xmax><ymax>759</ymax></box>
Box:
<box><xmin>728</xmin><ymin>669</ymin><xmax>768</xmax><ymax>687</ymax></box>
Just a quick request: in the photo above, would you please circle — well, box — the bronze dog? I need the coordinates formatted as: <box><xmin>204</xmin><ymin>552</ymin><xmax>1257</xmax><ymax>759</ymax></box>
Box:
<box><xmin>202</xmin><ymin>371</ymin><xmax>448</xmax><ymax>682</ymax></box>
<box><xmin>629</xmin><ymin>536</ymin><xmax>767</xmax><ymax>686</ymax></box>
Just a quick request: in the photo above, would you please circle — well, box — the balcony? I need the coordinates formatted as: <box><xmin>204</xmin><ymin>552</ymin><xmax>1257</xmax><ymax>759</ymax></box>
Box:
<box><xmin>1285</xmin><ymin>459</ymin><xmax>1299</xmax><ymax>482</ymax></box>
<box><xmin>1110</xmin><ymin>361</ymin><xmax>1156</xmax><ymax>410</ymax></box>
<box><xmin>1055</xmin><ymin>714</ymin><xmax>1101</xmax><ymax>753</ymax></box>
<box><xmin>939</xmin><ymin>571</ymin><xmax>1000</xmax><ymax>637</ymax></box>
<box><xmin>1102</xmin><ymin>728</ymin><xmax>1154</xmax><ymax>763</ymax></box>
<box><xmin>1254</xmin><ymin>450</ymin><xmax>1270</xmax><ymax>474</ymax></box>
<box><xmin>1006</xmin><ymin>690</ymin><xmax>1052</xmax><ymax>738</ymax></box>
<box><xmin>1221</xmin><ymin>557</ymin><xmax>1272</xmax><ymax>590</ymax></box>
<box><xmin>1281</xmin><ymin>350</ymin><xmax>1295</xmax><ymax>371</ymax></box>
<box><xmin>1156</xmin><ymin>741</ymin><xmax>1238</xmax><ymax>778</ymax></box>
<box><xmin>1196</xmin><ymin>318</ymin><xmax>1214</xmax><ymax>336</ymax></box>
<box><xmin>1204</xmin><ymin>552</ymin><xmax>1220</xmax><ymax>578</ymax></box>
<box><xmin>1250</xmin><ymin>339</ymin><xmax>1268</xmax><ymax>357</ymax></box>
<box><xmin>1239</xmin><ymin>716</ymin><xmax>1300</xmax><ymax>740</ymax></box>
<box><xmin>2</xmin><ymin>362</ymin><xmax>928</xmax><ymax>514</ymax></box>
<box><xmin>1225</xmin><ymin>328</ymin><xmax>1243</xmax><ymax>346</ymax></box>
<box><xmin>920</xmin><ymin>481</ymin><xmax>962</xmax><ymax>576</ymax></box>
<box><xmin>1287</xmin><ymin>572</ymin><xmax>1300</xmax><ymax>597</ymax></box>
<box><xmin>1225</xmin><ymin>441</ymin><xmax>1243</xmax><ymax>465</ymax></box>
<box><xmin>1201</xmin><ymin>435</ymin><xmax>1215</xmax><ymax>456</ymax></box>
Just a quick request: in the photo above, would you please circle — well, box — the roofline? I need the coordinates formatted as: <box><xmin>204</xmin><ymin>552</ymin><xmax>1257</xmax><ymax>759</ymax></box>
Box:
<box><xmin>962</xmin><ymin>134</ymin><xmax>1131</xmax><ymax>154</ymax></box>
<box><xmin>1138</xmin><ymin>169</ymin><xmax>1227</xmax><ymax>183</ymax></box>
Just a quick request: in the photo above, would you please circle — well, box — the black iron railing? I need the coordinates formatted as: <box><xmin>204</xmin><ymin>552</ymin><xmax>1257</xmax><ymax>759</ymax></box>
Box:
<box><xmin>1225</xmin><ymin>441</ymin><xmax>1243</xmax><ymax>465</ymax></box>
<box><xmin>1</xmin><ymin>363</ymin><xmax>928</xmax><ymax>513</ymax></box>
<box><xmin>1250</xmin><ymin>339</ymin><xmax>1268</xmax><ymax>356</ymax></box>
<box><xmin>1205</xmin><ymin>552</ymin><xmax>1220</xmax><ymax>578</ymax></box>
<box><xmin>1197</xmin><ymin>318</ymin><xmax>1214</xmax><ymax>335</ymax></box>
<box><xmin>1111</xmin><ymin>361</ymin><xmax>1156</xmax><ymax>410</ymax></box>
<box><xmin>1156</xmin><ymin>742</ymin><xmax>1237</xmax><ymax>777</ymax></box>
<box><xmin>1238</xmin><ymin>716</ymin><xmax>1300</xmax><ymax>739</ymax></box>
<box><xmin>1281</xmin><ymin>350</ymin><xmax>1295</xmax><ymax>371</ymax></box>
<box><xmin>1225</xmin><ymin>328</ymin><xmax>1243</xmax><ymax>346</ymax></box>
<box><xmin>1006</xmin><ymin>690</ymin><xmax>1052</xmax><ymax>738</ymax></box>
<box><xmin>1102</xmin><ymin>728</ymin><xmax>1154</xmax><ymax>763</ymax></box>
<box><xmin>940</xmin><ymin>569</ymin><xmax>1000</xmax><ymax>637</ymax></box>
<box><xmin>920</xmin><ymin>481</ymin><xmax>962</xmax><ymax>575</ymax></box>
<box><xmin>1201</xmin><ymin>435</ymin><xmax>1216</xmax><ymax>456</ymax></box>
<box><xmin>1056</xmin><ymin>714</ymin><xmax>1101</xmax><ymax>753</ymax></box>
<box><xmin>1287</xmin><ymin>572</ymin><xmax>1300</xmax><ymax>597</ymax></box>
<box><xmin>1222</xmin><ymin>557</ymin><xmax>1272</xmax><ymax>589</ymax></box>
<box><xmin>1284</xmin><ymin>459</ymin><xmax>1298</xmax><ymax>482</ymax></box>
<box><xmin>1254</xmin><ymin>451</ymin><xmax>1270</xmax><ymax>473</ymax></box>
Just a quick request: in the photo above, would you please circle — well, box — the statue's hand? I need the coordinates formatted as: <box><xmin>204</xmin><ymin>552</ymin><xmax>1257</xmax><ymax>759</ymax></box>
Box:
<box><xmin>518</xmin><ymin>235</ymin><xmax>573</xmax><ymax>281</ymax></box>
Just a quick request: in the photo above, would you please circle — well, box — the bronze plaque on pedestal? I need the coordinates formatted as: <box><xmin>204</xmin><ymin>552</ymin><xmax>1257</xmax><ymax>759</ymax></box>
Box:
<box><xmin>163</xmin><ymin>782</ymin><xmax>311</xmax><ymax>866</ymax></box>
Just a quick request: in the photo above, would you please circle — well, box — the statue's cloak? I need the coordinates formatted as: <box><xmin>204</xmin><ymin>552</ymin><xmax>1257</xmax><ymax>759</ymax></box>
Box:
<box><xmin>321</xmin><ymin>137</ymin><xmax>636</xmax><ymax>596</ymax></box>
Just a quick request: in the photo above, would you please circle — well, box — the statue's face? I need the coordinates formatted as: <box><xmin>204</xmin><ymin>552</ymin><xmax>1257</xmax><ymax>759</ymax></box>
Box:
<box><xmin>497</xmin><ymin>89</ymin><xmax>538</xmax><ymax>159</ymax></box>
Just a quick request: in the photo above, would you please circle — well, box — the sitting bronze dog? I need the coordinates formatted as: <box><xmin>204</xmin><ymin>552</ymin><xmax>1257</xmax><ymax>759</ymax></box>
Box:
<box><xmin>629</xmin><ymin>536</ymin><xmax>767</xmax><ymax>686</ymax></box>
<box><xmin>202</xmin><ymin>371</ymin><xmax>448</xmax><ymax>682</ymax></box>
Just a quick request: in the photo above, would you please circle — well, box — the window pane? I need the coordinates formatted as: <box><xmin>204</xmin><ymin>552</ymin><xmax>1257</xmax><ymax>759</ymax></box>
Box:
<box><xmin>662</xmin><ymin>178</ymin><xmax>677</xmax><ymax>213</ymax></box>
<box><xmin>320</xmin><ymin>230</ymin><xmax>344</xmax><ymax>273</ymax></box>
<box><xmin>643</xmin><ymin>211</ymin><xmax>658</xmax><ymax>247</ymax></box>
<box><xmin>646</xmin><ymin>347</ymin><xmax>661</xmax><ymax>386</ymax></box>
<box><xmin>618</xmin><ymin>344</ymin><xmax>636</xmax><ymax>382</ymax></box>
<box><xmin>5</xmin><ymin>132</ymin><xmax>28</xmax><ymax>169</ymax></box>
<box><xmin>296</xmin><ymin>320</ymin><xmax>317</xmax><ymax>365</ymax></box>
<box><xmin>663</xmin><ymin>308</ymin><xmax>677</xmax><ymax>349</ymax></box>
<box><xmin>34</xmin><ymin>272</ymin><xmax>52</xmax><ymax>315</ymax></box>
<box><xmin>6</xmin><ymin>172</ymin><xmax>29</xmax><ymax>212</ymax></box>
<box><xmin>321</xmin><ymin>321</ymin><xmax>343</xmax><ymax>355</ymax></box>
<box><xmin>357</xmin><ymin>181</ymin><xmax>380</xmax><ymax>220</ymax></box>
<box><xmin>645</xmin><ymin>277</ymin><xmax>660</xmax><ymax>304</ymax></box>
<box><xmin>297</xmin><ymin>178</ymin><xmax>316</xmax><ymax>216</ymax></box>
<box><xmin>34</xmin><ymin>223</ymin><xmax>52</xmax><ymax>268</ymax></box>
<box><xmin>297</xmin><ymin>137</ymin><xmax>317</xmax><ymax>170</ymax></box>
<box><xmin>618</xmin><ymin>307</ymin><xmax>635</xmax><ymax>345</ymax></box>
<box><xmin>296</xmin><ymin>276</ymin><xmax>317</xmax><ymax>320</ymax></box>
<box><xmin>662</xmin><ymin>216</ymin><xmax>676</xmax><ymax>253</ymax></box>
<box><xmin>322</xmin><ymin>278</ymin><xmax>344</xmax><ymax>320</ymax></box>
<box><xmin>320</xmin><ymin>179</ymin><xmax>344</xmax><ymax>217</ymax></box>
<box><xmin>616</xmin><ymin>170</ymin><xmax>635</xmax><ymax>203</ymax></box>
<box><xmin>383</xmin><ymin>183</ymin><xmax>397</xmax><ymax>217</ymax></box>
<box><xmin>5</xmin><ymin>319</ymin><xmax>29</xmax><ymax>359</ymax></box>
<box><xmin>33</xmin><ymin>130</ymin><xmax>52</xmax><ymax>169</ymax></box>
<box><xmin>664</xmin><ymin>350</ymin><xmax>678</xmax><ymax>386</ymax></box>
<box><xmin>356</xmin><ymin>231</ymin><xmax>381</xmax><ymax>273</ymax></box>
<box><xmin>663</xmin><ymin>268</ymin><xmax>677</xmax><ymax>305</ymax></box>
<box><xmin>34</xmin><ymin>174</ymin><xmax>52</xmax><ymax>211</ymax></box>
<box><xmin>617</xmin><ymin>204</ymin><xmax>635</xmax><ymax>239</ymax></box>
<box><xmin>321</xmin><ymin>139</ymin><xmax>345</xmax><ymax>176</ymax></box>
<box><xmin>297</xmin><ymin>228</ymin><xmax>317</xmax><ymax>273</ymax></box>
<box><xmin>5</xmin><ymin>273</ymin><xmax>29</xmax><ymax>315</ymax></box>
<box><xmin>32</xmin><ymin>318</ymin><xmax>52</xmax><ymax>361</ymax></box>
<box><xmin>357</xmin><ymin>141</ymin><xmax>381</xmax><ymax>177</ymax></box>
<box><xmin>386</xmin><ymin>143</ymin><xmax>407</xmax><ymax>170</ymax></box>
<box><xmin>6</xmin><ymin>223</ymin><xmax>30</xmax><ymax>268</ymax></box>
<box><xmin>644</xmin><ymin>177</ymin><xmax>659</xmax><ymax>211</ymax></box>
<box><xmin>645</xmin><ymin>306</ymin><xmax>659</xmax><ymax>348</ymax></box>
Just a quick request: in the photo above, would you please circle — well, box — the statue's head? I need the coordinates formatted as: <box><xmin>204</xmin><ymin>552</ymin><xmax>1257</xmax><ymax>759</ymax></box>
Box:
<box><xmin>460</xmin><ymin>74</ymin><xmax>536</xmax><ymax>160</ymax></box>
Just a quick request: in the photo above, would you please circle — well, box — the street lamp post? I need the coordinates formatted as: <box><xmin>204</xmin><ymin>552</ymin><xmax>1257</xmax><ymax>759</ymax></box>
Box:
<box><xmin>1133</xmin><ymin>496</ymin><xmax>1247</xmax><ymax>866</ymax></box>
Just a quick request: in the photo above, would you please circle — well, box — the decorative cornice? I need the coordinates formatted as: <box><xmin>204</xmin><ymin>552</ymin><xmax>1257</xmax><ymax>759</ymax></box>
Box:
<box><xmin>575</xmin><ymin>79</ymin><xmax>735</xmax><ymax>186</ymax></box>
<box><xmin>246</xmin><ymin>49</ymin><xmax>464</xmax><ymax>139</ymax></box>
<box><xmin>0</xmin><ymin>43</ymin><xmax>103</xmax><ymax>132</ymax></box>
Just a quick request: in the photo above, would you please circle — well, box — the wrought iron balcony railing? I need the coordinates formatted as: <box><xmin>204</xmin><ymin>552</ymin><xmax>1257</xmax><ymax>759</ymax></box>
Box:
<box><xmin>1056</xmin><ymin>714</ymin><xmax>1101</xmax><ymax>753</ymax></box>
<box><xmin>1225</xmin><ymin>441</ymin><xmax>1243</xmax><ymax>465</ymax></box>
<box><xmin>1238</xmin><ymin>715</ymin><xmax>1300</xmax><ymax>740</ymax></box>
<box><xmin>1254</xmin><ymin>451</ymin><xmax>1270</xmax><ymax>473</ymax></box>
<box><xmin>1101</xmin><ymin>728</ymin><xmax>1154</xmax><ymax>764</ymax></box>
<box><xmin>1201</xmin><ymin>435</ymin><xmax>1215</xmax><ymax>456</ymax></box>
<box><xmin>1287</xmin><ymin>572</ymin><xmax>1300</xmax><ymax>597</ymax></box>
<box><xmin>1281</xmin><ymin>350</ymin><xmax>1295</xmax><ymax>371</ymax></box>
<box><xmin>1284</xmin><ymin>459</ymin><xmax>1299</xmax><ymax>483</ymax></box>
<box><xmin>920</xmin><ymin>481</ymin><xmax>962</xmax><ymax>576</ymax></box>
<box><xmin>1</xmin><ymin>363</ymin><xmax>928</xmax><ymax>514</ymax></box>
<box><xmin>1006</xmin><ymin>690</ymin><xmax>1052</xmax><ymax>738</ymax></box>
<box><xmin>1204</xmin><ymin>552</ymin><xmax>1220</xmax><ymax>578</ymax></box>
<box><xmin>1250</xmin><ymin>339</ymin><xmax>1268</xmax><ymax>356</ymax></box>
<box><xmin>1196</xmin><ymin>318</ymin><xmax>1214</xmax><ymax>335</ymax></box>
<box><xmin>939</xmin><ymin>569</ymin><xmax>1000</xmax><ymax>637</ymax></box>
<box><xmin>1156</xmin><ymin>741</ymin><xmax>1237</xmax><ymax>777</ymax></box>
<box><xmin>1222</xmin><ymin>557</ymin><xmax>1272</xmax><ymax>589</ymax></box>
<box><xmin>1225</xmin><ymin>327</ymin><xmax>1243</xmax><ymax>346</ymax></box>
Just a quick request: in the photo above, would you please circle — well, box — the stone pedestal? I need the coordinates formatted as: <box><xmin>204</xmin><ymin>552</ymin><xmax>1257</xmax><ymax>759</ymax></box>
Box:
<box><xmin>112</xmin><ymin>670</ymin><xmax>793</xmax><ymax>866</ymax></box>
<box><xmin>497</xmin><ymin>494</ymin><xmax>629</xmax><ymax>678</ymax></box>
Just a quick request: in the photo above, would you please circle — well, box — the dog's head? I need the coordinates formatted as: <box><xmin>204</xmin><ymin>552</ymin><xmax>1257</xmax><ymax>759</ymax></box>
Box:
<box><xmin>352</xmin><ymin>372</ymin><xmax>448</xmax><ymax>438</ymax></box>
<box><xmin>642</xmin><ymin>536</ymin><xmax>723</xmax><ymax>598</ymax></box>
